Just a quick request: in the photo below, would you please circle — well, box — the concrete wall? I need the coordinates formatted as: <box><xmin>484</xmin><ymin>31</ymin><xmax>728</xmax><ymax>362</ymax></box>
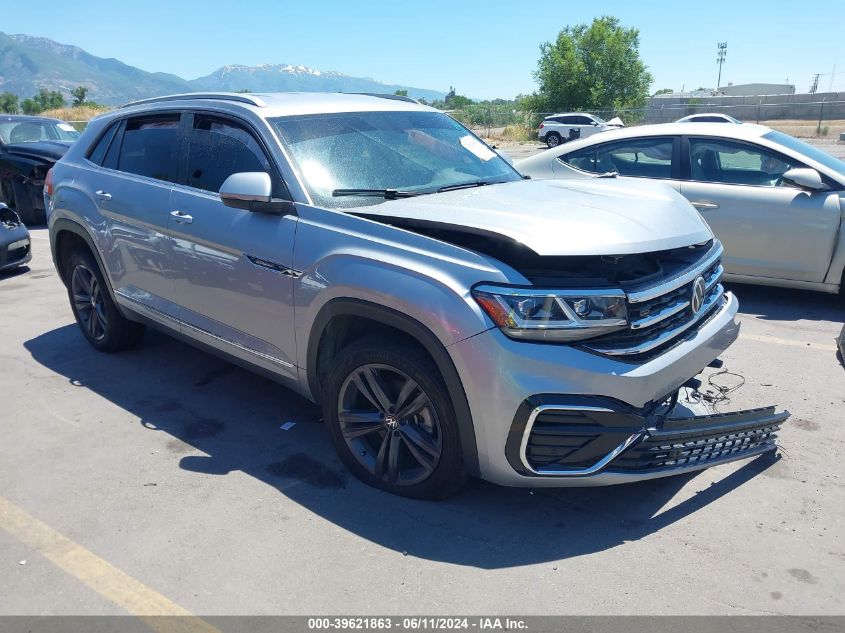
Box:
<box><xmin>717</xmin><ymin>83</ymin><xmax>795</xmax><ymax>96</ymax></box>
<box><xmin>648</xmin><ymin>92</ymin><xmax>845</xmax><ymax>122</ymax></box>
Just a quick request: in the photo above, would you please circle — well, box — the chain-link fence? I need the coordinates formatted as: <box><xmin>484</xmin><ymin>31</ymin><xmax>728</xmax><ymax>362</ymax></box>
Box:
<box><xmin>56</xmin><ymin>98</ymin><xmax>845</xmax><ymax>143</ymax></box>
<box><xmin>453</xmin><ymin>99</ymin><xmax>845</xmax><ymax>141</ymax></box>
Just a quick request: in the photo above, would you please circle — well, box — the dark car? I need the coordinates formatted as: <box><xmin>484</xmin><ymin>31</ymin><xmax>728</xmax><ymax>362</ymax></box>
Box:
<box><xmin>0</xmin><ymin>203</ymin><xmax>31</xmax><ymax>272</ymax></box>
<box><xmin>0</xmin><ymin>115</ymin><xmax>80</xmax><ymax>225</ymax></box>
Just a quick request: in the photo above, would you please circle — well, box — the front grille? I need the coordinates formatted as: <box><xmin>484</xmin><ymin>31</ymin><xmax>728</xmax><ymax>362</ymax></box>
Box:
<box><xmin>584</xmin><ymin>242</ymin><xmax>725</xmax><ymax>360</ymax></box>
<box><xmin>611</xmin><ymin>409</ymin><xmax>784</xmax><ymax>472</ymax></box>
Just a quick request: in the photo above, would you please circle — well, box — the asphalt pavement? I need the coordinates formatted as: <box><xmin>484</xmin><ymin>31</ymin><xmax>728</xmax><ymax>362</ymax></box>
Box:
<box><xmin>0</xmin><ymin>206</ymin><xmax>843</xmax><ymax>616</ymax></box>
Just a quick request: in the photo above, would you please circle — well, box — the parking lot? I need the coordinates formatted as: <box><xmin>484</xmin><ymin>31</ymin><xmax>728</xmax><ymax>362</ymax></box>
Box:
<box><xmin>2</xmin><ymin>155</ymin><xmax>844</xmax><ymax>616</ymax></box>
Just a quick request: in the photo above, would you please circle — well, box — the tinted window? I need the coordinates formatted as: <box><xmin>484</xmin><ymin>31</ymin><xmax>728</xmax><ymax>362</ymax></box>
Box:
<box><xmin>689</xmin><ymin>137</ymin><xmax>801</xmax><ymax>187</ymax></box>
<box><xmin>87</xmin><ymin>122</ymin><xmax>119</xmax><ymax>166</ymax></box>
<box><xmin>563</xmin><ymin>137</ymin><xmax>673</xmax><ymax>178</ymax></box>
<box><xmin>554</xmin><ymin>116</ymin><xmax>574</xmax><ymax>124</ymax></box>
<box><xmin>187</xmin><ymin>116</ymin><xmax>272</xmax><ymax>193</ymax></box>
<box><xmin>117</xmin><ymin>115</ymin><xmax>180</xmax><ymax>182</ymax></box>
<box><xmin>573</xmin><ymin>116</ymin><xmax>594</xmax><ymax>125</ymax></box>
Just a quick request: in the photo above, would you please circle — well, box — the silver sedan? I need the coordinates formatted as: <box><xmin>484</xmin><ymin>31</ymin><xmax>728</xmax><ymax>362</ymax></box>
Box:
<box><xmin>516</xmin><ymin>122</ymin><xmax>845</xmax><ymax>294</ymax></box>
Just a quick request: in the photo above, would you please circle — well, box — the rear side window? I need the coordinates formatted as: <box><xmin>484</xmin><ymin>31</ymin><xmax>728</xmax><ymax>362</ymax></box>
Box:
<box><xmin>562</xmin><ymin>137</ymin><xmax>674</xmax><ymax>178</ymax></box>
<box><xmin>186</xmin><ymin>116</ymin><xmax>272</xmax><ymax>193</ymax></box>
<box><xmin>117</xmin><ymin>114</ymin><xmax>181</xmax><ymax>182</ymax></box>
<box><xmin>87</xmin><ymin>122</ymin><xmax>120</xmax><ymax>166</ymax></box>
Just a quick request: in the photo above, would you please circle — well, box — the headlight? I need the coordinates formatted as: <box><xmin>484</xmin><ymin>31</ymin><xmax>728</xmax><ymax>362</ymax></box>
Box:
<box><xmin>472</xmin><ymin>284</ymin><xmax>628</xmax><ymax>342</ymax></box>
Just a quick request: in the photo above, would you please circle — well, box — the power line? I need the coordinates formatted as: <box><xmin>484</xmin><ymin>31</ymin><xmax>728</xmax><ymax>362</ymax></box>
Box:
<box><xmin>809</xmin><ymin>73</ymin><xmax>820</xmax><ymax>94</ymax></box>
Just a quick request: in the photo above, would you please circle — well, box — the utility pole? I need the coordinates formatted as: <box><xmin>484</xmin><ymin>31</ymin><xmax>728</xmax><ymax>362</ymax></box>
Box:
<box><xmin>809</xmin><ymin>73</ymin><xmax>820</xmax><ymax>94</ymax></box>
<box><xmin>716</xmin><ymin>42</ymin><xmax>727</xmax><ymax>90</ymax></box>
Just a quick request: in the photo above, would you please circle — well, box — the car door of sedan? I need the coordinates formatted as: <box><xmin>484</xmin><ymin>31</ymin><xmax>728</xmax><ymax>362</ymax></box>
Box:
<box><xmin>168</xmin><ymin>112</ymin><xmax>299</xmax><ymax>383</ymax></box>
<box><xmin>680</xmin><ymin>137</ymin><xmax>841</xmax><ymax>282</ymax></box>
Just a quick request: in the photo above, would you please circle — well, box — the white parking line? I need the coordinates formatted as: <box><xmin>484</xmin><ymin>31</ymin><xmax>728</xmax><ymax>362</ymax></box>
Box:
<box><xmin>741</xmin><ymin>332</ymin><xmax>838</xmax><ymax>352</ymax></box>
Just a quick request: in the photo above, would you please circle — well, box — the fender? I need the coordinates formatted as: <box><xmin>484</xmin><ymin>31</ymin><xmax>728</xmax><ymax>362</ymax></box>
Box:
<box><xmin>49</xmin><ymin>217</ymin><xmax>124</xmax><ymax>309</ymax></box>
<box><xmin>307</xmin><ymin>297</ymin><xmax>480</xmax><ymax>476</ymax></box>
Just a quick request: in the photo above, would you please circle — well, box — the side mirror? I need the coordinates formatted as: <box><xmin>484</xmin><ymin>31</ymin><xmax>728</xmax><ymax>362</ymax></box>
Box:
<box><xmin>219</xmin><ymin>172</ymin><xmax>295</xmax><ymax>214</ymax></box>
<box><xmin>781</xmin><ymin>168</ymin><xmax>827</xmax><ymax>191</ymax></box>
<box><xmin>496</xmin><ymin>149</ymin><xmax>514</xmax><ymax>165</ymax></box>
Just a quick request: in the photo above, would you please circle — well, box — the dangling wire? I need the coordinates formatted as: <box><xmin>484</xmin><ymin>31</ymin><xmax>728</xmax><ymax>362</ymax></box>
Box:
<box><xmin>702</xmin><ymin>367</ymin><xmax>746</xmax><ymax>411</ymax></box>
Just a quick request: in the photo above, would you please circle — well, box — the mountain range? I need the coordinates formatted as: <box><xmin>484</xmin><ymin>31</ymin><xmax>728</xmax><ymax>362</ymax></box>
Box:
<box><xmin>0</xmin><ymin>32</ymin><xmax>446</xmax><ymax>105</ymax></box>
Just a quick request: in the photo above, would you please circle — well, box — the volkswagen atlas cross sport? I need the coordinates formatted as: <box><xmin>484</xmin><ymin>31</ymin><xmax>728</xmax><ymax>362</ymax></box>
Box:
<box><xmin>46</xmin><ymin>92</ymin><xmax>788</xmax><ymax>499</ymax></box>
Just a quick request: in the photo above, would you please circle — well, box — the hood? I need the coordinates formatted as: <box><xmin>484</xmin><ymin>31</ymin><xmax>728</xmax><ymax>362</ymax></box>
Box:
<box><xmin>605</xmin><ymin>117</ymin><xmax>624</xmax><ymax>127</ymax></box>
<box><xmin>357</xmin><ymin>179</ymin><xmax>712</xmax><ymax>257</ymax></box>
<box><xmin>0</xmin><ymin>140</ymin><xmax>72</xmax><ymax>162</ymax></box>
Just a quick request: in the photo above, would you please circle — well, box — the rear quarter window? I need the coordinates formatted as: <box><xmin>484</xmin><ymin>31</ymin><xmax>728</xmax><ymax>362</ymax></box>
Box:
<box><xmin>86</xmin><ymin>122</ymin><xmax>120</xmax><ymax>166</ymax></box>
<box><xmin>117</xmin><ymin>114</ymin><xmax>181</xmax><ymax>182</ymax></box>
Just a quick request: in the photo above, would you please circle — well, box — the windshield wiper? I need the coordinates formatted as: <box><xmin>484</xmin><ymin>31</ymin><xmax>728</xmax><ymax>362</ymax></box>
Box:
<box><xmin>332</xmin><ymin>188</ymin><xmax>421</xmax><ymax>200</ymax></box>
<box><xmin>437</xmin><ymin>180</ymin><xmax>502</xmax><ymax>193</ymax></box>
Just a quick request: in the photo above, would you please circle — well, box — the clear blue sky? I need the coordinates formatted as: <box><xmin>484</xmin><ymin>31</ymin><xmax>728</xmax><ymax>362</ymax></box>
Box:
<box><xmin>3</xmin><ymin>0</ymin><xmax>844</xmax><ymax>98</ymax></box>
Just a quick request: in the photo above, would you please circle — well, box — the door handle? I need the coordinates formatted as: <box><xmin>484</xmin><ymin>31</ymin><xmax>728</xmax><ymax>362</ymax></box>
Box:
<box><xmin>170</xmin><ymin>210</ymin><xmax>193</xmax><ymax>224</ymax></box>
<box><xmin>95</xmin><ymin>190</ymin><xmax>112</xmax><ymax>201</ymax></box>
<box><xmin>691</xmin><ymin>201</ymin><xmax>719</xmax><ymax>210</ymax></box>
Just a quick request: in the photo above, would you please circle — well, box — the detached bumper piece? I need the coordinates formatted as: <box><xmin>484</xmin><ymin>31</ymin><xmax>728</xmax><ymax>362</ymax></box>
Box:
<box><xmin>506</xmin><ymin>395</ymin><xmax>789</xmax><ymax>483</ymax></box>
<box><xmin>610</xmin><ymin>408</ymin><xmax>786</xmax><ymax>473</ymax></box>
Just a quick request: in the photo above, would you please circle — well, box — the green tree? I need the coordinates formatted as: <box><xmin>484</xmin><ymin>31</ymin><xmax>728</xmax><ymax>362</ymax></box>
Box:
<box><xmin>32</xmin><ymin>89</ymin><xmax>65</xmax><ymax>111</ymax></box>
<box><xmin>653</xmin><ymin>88</ymin><xmax>674</xmax><ymax>96</ymax></box>
<box><xmin>527</xmin><ymin>16</ymin><xmax>653</xmax><ymax>112</ymax></box>
<box><xmin>21</xmin><ymin>98</ymin><xmax>40</xmax><ymax>114</ymax></box>
<box><xmin>71</xmin><ymin>86</ymin><xmax>89</xmax><ymax>107</ymax></box>
<box><xmin>0</xmin><ymin>92</ymin><xmax>18</xmax><ymax>113</ymax></box>
<box><xmin>393</xmin><ymin>89</ymin><xmax>408</xmax><ymax>97</ymax></box>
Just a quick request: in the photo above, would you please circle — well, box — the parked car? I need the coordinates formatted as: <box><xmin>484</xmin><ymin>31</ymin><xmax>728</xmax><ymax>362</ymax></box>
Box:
<box><xmin>47</xmin><ymin>93</ymin><xmax>787</xmax><ymax>498</ymax></box>
<box><xmin>0</xmin><ymin>203</ymin><xmax>31</xmax><ymax>272</ymax></box>
<box><xmin>517</xmin><ymin>122</ymin><xmax>845</xmax><ymax>295</ymax></box>
<box><xmin>676</xmin><ymin>113</ymin><xmax>742</xmax><ymax>124</ymax></box>
<box><xmin>0</xmin><ymin>115</ymin><xmax>81</xmax><ymax>226</ymax></box>
<box><xmin>538</xmin><ymin>112</ymin><xmax>624</xmax><ymax>148</ymax></box>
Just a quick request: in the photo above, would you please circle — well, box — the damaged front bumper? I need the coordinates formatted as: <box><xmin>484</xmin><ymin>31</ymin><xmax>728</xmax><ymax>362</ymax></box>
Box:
<box><xmin>504</xmin><ymin>394</ymin><xmax>789</xmax><ymax>486</ymax></box>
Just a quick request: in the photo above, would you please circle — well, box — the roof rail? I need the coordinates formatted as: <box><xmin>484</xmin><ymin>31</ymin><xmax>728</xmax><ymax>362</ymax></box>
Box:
<box><xmin>121</xmin><ymin>92</ymin><xmax>267</xmax><ymax>109</ymax></box>
<box><xmin>345</xmin><ymin>92</ymin><xmax>420</xmax><ymax>104</ymax></box>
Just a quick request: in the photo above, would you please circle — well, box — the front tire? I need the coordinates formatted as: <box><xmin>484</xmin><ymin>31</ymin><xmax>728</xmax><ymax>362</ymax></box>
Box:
<box><xmin>64</xmin><ymin>248</ymin><xmax>145</xmax><ymax>352</ymax></box>
<box><xmin>322</xmin><ymin>338</ymin><xmax>466</xmax><ymax>499</ymax></box>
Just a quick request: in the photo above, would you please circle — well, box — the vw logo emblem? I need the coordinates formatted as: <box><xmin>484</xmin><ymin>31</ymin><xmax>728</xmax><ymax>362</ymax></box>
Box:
<box><xmin>691</xmin><ymin>276</ymin><xmax>706</xmax><ymax>314</ymax></box>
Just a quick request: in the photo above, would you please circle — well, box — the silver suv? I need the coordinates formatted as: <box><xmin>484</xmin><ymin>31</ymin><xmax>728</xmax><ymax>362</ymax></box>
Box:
<box><xmin>46</xmin><ymin>93</ymin><xmax>787</xmax><ymax>498</ymax></box>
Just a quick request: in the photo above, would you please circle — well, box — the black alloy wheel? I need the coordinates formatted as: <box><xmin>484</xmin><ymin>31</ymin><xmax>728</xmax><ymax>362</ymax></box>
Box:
<box><xmin>337</xmin><ymin>363</ymin><xmax>443</xmax><ymax>486</ymax></box>
<box><xmin>71</xmin><ymin>264</ymin><xmax>108</xmax><ymax>342</ymax></box>
<box><xmin>322</xmin><ymin>337</ymin><xmax>466</xmax><ymax>499</ymax></box>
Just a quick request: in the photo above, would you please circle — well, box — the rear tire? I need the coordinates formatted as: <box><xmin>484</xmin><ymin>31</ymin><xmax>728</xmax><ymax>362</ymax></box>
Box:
<box><xmin>546</xmin><ymin>132</ymin><xmax>562</xmax><ymax>148</ymax></box>
<box><xmin>64</xmin><ymin>248</ymin><xmax>145</xmax><ymax>352</ymax></box>
<box><xmin>322</xmin><ymin>337</ymin><xmax>467</xmax><ymax>499</ymax></box>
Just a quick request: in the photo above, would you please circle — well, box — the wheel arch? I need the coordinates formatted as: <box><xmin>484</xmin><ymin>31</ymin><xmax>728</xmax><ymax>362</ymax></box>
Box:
<box><xmin>307</xmin><ymin>297</ymin><xmax>479</xmax><ymax>476</ymax></box>
<box><xmin>51</xmin><ymin>218</ymin><xmax>122</xmax><ymax>307</ymax></box>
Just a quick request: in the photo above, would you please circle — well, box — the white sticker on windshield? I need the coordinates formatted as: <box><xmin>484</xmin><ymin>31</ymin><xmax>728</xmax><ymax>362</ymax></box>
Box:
<box><xmin>57</xmin><ymin>123</ymin><xmax>76</xmax><ymax>132</ymax></box>
<box><xmin>459</xmin><ymin>135</ymin><xmax>497</xmax><ymax>162</ymax></box>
